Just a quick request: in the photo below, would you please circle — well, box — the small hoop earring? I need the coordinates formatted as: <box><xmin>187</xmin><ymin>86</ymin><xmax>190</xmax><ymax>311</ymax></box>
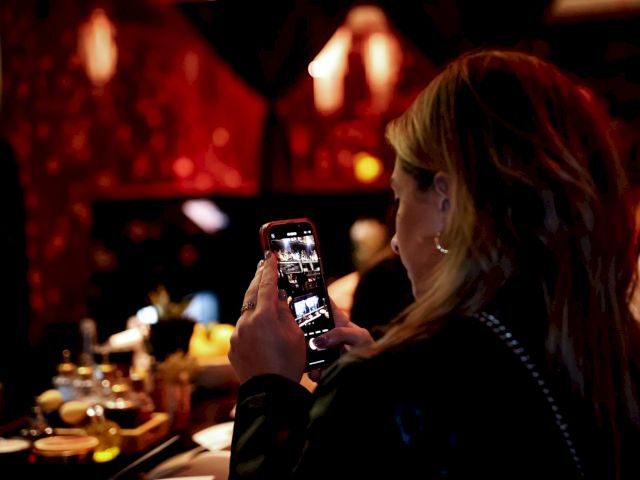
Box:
<box><xmin>434</xmin><ymin>232</ymin><xmax>448</xmax><ymax>255</ymax></box>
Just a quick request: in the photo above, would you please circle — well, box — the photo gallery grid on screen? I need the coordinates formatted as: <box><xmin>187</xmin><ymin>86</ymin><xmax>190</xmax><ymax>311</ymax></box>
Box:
<box><xmin>268</xmin><ymin>228</ymin><xmax>333</xmax><ymax>366</ymax></box>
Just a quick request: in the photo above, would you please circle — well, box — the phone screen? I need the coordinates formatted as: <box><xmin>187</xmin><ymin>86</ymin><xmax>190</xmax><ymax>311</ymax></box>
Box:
<box><xmin>262</xmin><ymin>219</ymin><xmax>339</xmax><ymax>371</ymax></box>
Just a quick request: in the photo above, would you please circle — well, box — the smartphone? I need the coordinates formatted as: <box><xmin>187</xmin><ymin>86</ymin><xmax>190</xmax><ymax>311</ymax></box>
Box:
<box><xmin>260</xmin><ymin>218</ymin><xmax>340</xmax><ymax>371</ymax></box>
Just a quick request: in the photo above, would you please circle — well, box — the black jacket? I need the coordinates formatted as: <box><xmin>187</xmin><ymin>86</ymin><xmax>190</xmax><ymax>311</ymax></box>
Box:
<box><xmin>230</xmin><ymin>278</ymin><xmax>636</xmax><ymax>479</ymax></box>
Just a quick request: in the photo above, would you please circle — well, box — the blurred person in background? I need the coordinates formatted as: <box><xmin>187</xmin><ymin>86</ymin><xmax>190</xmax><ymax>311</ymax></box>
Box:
<box><xmin>328</xmin><ymin>215</ymin><xmax>413</xmax><ymax>340</ymax></box>
<box><xmin>228</xmin><ymin>49</ymin><xmax>640</xmax><ymax>479</ymax></box>
<box><xmin>349</xmin><ymin>250</ymin><xmax>412</xmax><ymax>339</ymax></box>
<box><xmin>327</xmin><ymin>217</ymin><xmax>391</xmax><ymax>317</ymax></box>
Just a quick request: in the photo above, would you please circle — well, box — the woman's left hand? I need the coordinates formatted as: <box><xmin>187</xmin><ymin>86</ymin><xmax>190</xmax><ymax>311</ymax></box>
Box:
<box><xmin>315</xmin><ymin>298</ymin><xmax>374</xmax><ymax>351</ymax></box>
<box><xmin>228</xmin><ymin>253</ymin><xmax>306</xmax><ymax>384</ymax></box>
<box><xmin>307</xmin><ymin>298</ymin><xmax>374</xmax><ymax>382</ymax></box>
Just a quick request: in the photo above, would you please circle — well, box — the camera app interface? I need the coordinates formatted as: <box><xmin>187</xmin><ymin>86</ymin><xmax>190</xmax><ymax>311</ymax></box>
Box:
<box><xmin>269</xmin><ymin>224</ymin><xmax>334</xmax><ymax>368</ymax></box>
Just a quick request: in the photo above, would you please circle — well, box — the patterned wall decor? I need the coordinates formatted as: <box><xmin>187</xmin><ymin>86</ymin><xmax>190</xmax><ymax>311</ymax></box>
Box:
<box><xmin>0</xmin><ymin>0</ymin><xmax>265</xmax><ymax>342</ymax></box>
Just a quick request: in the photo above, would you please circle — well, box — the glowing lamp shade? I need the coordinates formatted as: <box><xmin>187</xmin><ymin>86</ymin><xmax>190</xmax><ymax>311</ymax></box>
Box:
<box><xmin>308</xmin><ymin>5</ymin><xmax>401</xmax><ymax>116</ymax></box>
<box><xmin>78</xmin><ymin>9</ymin><xmax>118</xmax><ymax>89</ymax></box>
<box><xmin>363</xmin><ymin>32</ymin><xmax>400</xmax><ymax>112</ymax></box>
<box><xmin>308</xmin><ymin>27</ymin><xmax>351</xmax><ymax>115</ymax></box>
<box><xmin>354</xmin><ymin>152</ymin><xmax>383</xmax><ymax>183</ymax></box>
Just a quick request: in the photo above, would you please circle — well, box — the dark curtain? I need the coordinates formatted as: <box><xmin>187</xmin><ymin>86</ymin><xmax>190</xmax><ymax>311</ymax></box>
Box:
<box><xmin>177</xmin><ymin>0</ymin><xmax>552</xmax><ymax>192</ymax></box>
<box><xmin>177</xmin><ymin>0</ymin><xmax>352</xmax><ymax>99</ymax></box>
<box><xmin>178</xmin><ymin>0</ymin><xmax>354</xmax><ymax>192</ymax></box>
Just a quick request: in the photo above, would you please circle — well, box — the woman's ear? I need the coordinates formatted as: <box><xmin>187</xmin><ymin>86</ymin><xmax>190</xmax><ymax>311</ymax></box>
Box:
<box><xmin>433</xmin><ymin>172</ymin><xmax>451</xmax><ymax>213</ymax></box>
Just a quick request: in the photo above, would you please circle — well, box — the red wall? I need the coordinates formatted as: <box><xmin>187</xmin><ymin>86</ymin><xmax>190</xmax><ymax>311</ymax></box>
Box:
<box><xmin>0</xmin><ymin>0</ymin><xmax>266</xmax><ymax>341</ymax></box>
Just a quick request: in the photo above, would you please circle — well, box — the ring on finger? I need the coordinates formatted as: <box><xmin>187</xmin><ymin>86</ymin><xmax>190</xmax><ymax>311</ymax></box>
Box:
<box><xmin>240</xmin><ymin>302</ymin><xmax>256</xmax><ymax>315</ymax></box>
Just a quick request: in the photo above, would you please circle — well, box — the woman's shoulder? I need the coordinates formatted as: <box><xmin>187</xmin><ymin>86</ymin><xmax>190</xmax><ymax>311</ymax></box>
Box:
<box><xmin>309</xmin><ymin>315</ymin><xmax>579</xmax><ymax>478</ymax></box>
<box><xmin>318</xmin><ymin>315</ymin><xmax>523</xmax><ymax>393</ymax></box>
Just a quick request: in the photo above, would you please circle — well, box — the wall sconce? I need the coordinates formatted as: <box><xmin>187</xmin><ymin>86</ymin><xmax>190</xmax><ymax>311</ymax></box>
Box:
<box><xmin>308</xmin><ymin>27</ymin><xmax>352</xmax><ymax>116</ymax></box>
<box><xmin>308</xmin><ymin>6</ymin><xmax>401</xmax><ymax>116</ymax></box>
<box><xmin>78</xmin><ymin>8</ymin><xmax>118</xmax><ymax>92</ymax></box>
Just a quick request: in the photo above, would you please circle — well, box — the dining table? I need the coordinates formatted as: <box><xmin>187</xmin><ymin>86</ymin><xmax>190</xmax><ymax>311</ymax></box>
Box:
<box><xmin>0</xmin><ymin>382</ymin><xmax>239</xmax><ymax>480</ymax></box>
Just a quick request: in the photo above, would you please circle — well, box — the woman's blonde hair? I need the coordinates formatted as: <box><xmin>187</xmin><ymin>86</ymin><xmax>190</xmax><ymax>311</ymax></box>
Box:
<box><xmin>376</xmin><ymin>49</ymin><xmax>639</xmax><ymax>469</ymax></box>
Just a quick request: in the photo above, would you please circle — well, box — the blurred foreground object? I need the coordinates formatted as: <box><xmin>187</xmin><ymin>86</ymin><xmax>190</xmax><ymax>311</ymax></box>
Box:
<box><xmin>189</xmin><ymin>323</ymin><xmax>238</xmax><ymax>389</ymax></box>
<box><xmin>189</xmin><ymin>323</ymin><xmax>234</xmax><ymax>358</ymax></box>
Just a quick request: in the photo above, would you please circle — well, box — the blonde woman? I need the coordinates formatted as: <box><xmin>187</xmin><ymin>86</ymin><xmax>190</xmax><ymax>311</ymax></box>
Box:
<box><xmin>229</xmin><ymin>50</ymin><xmax>640</xmax><ymax>479</ymax></box>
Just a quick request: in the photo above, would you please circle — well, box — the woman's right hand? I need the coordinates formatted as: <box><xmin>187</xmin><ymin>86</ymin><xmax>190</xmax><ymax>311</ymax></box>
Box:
<box><xmin>228</xmin><ymin>253</ymin><xmax>307</xmax><ymax>384</ymax></box>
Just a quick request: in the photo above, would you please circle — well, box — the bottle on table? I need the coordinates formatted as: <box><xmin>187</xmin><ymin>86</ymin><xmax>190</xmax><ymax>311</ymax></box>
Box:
<box><xmin>52</xmin><ymin>349</ymin><xmax>77</xmax><ymax>402</ymax></box>
<box><xmin>84</xmin><ymin>403</ymin><xmax>121</xmax><ymax>463</ymax></box>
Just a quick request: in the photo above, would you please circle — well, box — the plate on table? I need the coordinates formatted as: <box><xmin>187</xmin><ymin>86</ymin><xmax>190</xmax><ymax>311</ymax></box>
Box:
<box><xmin>145</xmin><ymin>449</ymin><xmax>230</xmax><ymax>480</ymax></box>
<box><xmin>192</xmin><ymin>421</ymin><xmax>234</xmax><ymax>451</ymax></box>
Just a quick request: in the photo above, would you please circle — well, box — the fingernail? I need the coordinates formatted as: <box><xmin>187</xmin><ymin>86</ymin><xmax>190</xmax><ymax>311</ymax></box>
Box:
<box><xmin>264</xmin><ymin>250</ymin><xmax>272</xmax><ymax>260</ymax></box>
<box><xmin>314</xmin><ymin>335</ymin><xmax>327</xmax><ymax>348</ymax></box>
<box><xmin>257</xmin><ymin>259</ymin><xmax>264</xmax><ymax>269</ymax></box>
